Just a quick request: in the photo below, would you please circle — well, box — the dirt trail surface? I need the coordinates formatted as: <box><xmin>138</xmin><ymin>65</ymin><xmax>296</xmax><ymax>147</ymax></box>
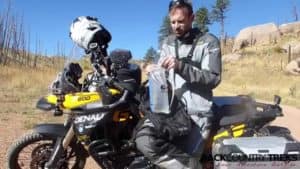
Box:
<box><xmin>271</xmin><ymin>105</ymin><xmax>300</xmax><ymax>141</ymax></box>
<box><xmin>0</xmin><ymin>105</ymin><xmax>299</xmax><ymax>169</ymax></box>
<box><xmin>0</xmin><ymin>113</ymin><xmax>99</xmax><ymax>169</ymax></box>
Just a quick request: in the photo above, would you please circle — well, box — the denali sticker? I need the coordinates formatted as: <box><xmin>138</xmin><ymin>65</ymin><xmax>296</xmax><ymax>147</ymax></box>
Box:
<box><xmin>74</xmin><ymin>113</ymin><xmax>105</xmax><ymax>124</ymax></box>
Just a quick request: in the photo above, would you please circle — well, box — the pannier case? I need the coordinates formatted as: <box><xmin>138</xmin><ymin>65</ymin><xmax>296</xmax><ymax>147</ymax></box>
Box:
<box><xmin>212</xmin><ymin>136</ymin><xmax>300</xmax><ymax>169</ymax></box>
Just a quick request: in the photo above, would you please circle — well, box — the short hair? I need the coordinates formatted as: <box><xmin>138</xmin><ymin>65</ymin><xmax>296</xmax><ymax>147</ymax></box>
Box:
<box><xmin>169</xmin><ymin>0</ymin><xmax>193</xmax><ymax>15</ymax></box>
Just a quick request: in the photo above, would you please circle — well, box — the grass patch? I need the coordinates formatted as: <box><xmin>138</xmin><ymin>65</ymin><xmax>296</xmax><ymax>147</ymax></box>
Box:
<box><xmin>24</xmin><ymin>119</ymin><xmax>38</xmax><ymax>129</ymax></box>
<box><xmin>215</xmin><ymin>39</ymin><xmax>300</xmax><ymax>108</ymax></box>
<box><xmin>0</xmin><ymin>66</ymin><xmax>58</xmax><ymax>114</ymax></box>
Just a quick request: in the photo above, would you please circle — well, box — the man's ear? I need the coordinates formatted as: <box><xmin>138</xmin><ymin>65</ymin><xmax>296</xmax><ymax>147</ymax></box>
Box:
<box><xmin>188</xmin><ymin>14</ymin><xmax>194</xmax><ymax>28</ymax></box>
<box><xmin>190</xmin><ymin>14</ymin><xmax>194</xmax><ymax>22</ymax></box>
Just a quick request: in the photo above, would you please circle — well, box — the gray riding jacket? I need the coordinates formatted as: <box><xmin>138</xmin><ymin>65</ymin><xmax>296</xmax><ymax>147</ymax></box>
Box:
<box><xmin>159</xmin><ymin>28</ymin><xmax>221</xmax><ymax>116</ymax></box>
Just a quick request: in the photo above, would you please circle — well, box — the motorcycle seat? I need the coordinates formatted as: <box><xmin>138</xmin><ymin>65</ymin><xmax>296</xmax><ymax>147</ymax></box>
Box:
<box><xmin>212</xmin><ymin>96</ymin><xmax>256</xmax><ymax>127</ymax></box>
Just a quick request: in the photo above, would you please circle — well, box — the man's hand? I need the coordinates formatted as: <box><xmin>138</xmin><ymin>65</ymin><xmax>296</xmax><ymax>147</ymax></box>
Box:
<box><xmin>160</xmin><ymin>56</ymin><xmax>179</xmax><ymax>70</ymax></box>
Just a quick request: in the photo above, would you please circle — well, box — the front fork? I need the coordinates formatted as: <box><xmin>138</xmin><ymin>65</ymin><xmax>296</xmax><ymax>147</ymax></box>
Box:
<box><xmin>45</xmin><ymin>125</ymin><xmax>75</xmax><ymax>169</ymax></box>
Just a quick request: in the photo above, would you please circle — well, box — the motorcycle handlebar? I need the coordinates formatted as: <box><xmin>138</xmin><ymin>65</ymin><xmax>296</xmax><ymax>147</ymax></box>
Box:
<box><xmin>75</xmin><ymin>80</ymin><xmax>128</xmax><ymax>115</ymax></box>
<box><xmin>102</xmin><ymin>89</ymin><xmax>128</xmax><ymax>110</ymax></box>
<box><xmin>101</xmin><ymin>79</ymin><xmax>127</xmax><ymax>109</ymax></box>
<box><xmin>110</xmin><ymin>80</ymin><xmax>125</xmax><ymax>92</ymax></box>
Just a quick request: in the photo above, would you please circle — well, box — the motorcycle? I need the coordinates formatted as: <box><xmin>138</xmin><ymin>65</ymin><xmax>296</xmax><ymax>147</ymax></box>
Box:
<box><xmin>6</xmin><ymin>44</ymin><xmax>299</xmax><ymax>169</ymax></box>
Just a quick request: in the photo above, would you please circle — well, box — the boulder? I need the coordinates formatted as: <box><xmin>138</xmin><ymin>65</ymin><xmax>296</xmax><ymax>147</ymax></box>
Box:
<box><xmin>292</xmin><ymin>45</ymin><xmax>300</xmax><ymax>56</ymax></box>
<box><xmin>279</xmin><ymin>21</ymin><xmax>300</xmax><ymax>35</ymax></box>
<box><xmin>285</xmin><ymin>58</ymin><xmax>300</xmax><ymax>75</ymax></box>
<box><xmin>233</xmin><ymin>23</ymin><xmax>281</xmax><ymax>51</ymax></box>
<box><xmin>282</xmin><ymin>42</ymin><xmax>300</xmax><ymax>56</ymax></box>
<box><xmin>222</xmin><ymin>53</ymin><xmax>243</xmax><ymax>62</ymax></box>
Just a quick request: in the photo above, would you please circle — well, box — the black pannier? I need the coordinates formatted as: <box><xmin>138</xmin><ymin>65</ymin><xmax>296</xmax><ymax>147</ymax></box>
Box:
<box><xmin>109</xmin><ymin>49</ymin><xmax>141</xmax><ymax>95</ymax></box>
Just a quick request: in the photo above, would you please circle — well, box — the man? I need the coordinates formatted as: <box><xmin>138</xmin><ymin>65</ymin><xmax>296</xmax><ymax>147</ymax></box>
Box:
<box><xmin>136</xmin><ymin>0</ymin><xmax>221</xmax><ymax>168</ymax></box>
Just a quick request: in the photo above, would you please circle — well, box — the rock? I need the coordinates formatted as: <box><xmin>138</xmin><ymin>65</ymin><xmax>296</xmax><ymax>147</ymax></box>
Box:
<box><xmin>282</xmin><ymin>42</ymin><xmax>300</xmax><ymax>56</ymax></box>
<box><xmin>285</xmin><ymin>58</ymin><xmax>300</xmax><ymax>75</ymax></box>
<box><xmin>222</xmin><ymin>53</ymin><xmax>243</xmax><ymax>62</ymax></box>
<box><xmin>233</xmin><ymin>23</ymin><xmax>281</xmax><ymax>51</ymax></box>
<box><xmin>279</xmin><ymin>21</ymin><xmax>300</xmax><ymax>35</ymax></box>
<box><xmin>292</xmin><ymin>45</ymin><xmax>300</xmax><ymax>56</ymax></box>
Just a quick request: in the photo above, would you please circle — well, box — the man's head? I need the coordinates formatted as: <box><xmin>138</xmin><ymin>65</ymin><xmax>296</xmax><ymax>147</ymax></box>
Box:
<box><xmin>168</xmin><ymin>0</ymin><xmax>194</xmax><ymax>38</ymax></box>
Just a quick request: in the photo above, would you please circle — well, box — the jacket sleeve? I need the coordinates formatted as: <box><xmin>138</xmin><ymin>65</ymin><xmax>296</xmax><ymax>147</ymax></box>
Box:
<box><xmin>176</xmin><ymin>34</ymin><xmax>222</xmax><ymax>89</ymax></box>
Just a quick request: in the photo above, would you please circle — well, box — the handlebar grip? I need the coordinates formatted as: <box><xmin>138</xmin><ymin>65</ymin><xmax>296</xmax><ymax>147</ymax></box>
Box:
<box><xmin>111</xmin><ymin>81</ymin><xmax>125</xmax><ymax>92</ymax></box>
<box><xmin>107</xmin><ymin>90</ymin><xmax>129</xmax><ymax>110</ymax></box>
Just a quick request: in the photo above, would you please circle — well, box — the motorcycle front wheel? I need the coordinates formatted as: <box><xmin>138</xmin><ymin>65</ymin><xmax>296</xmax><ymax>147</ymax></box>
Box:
<box><xmin>6</xmin><ymin>132</ymin><xmax>86</xmax><ymax>169</ymax></box>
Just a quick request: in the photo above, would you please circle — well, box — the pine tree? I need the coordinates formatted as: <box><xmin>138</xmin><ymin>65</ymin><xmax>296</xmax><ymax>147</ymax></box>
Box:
<box><xmin>194</xmin><ymin>7</ymin><xmax>211</xmax><ymax>33</ymax></box>
<box><xmin>211</xmin><ymin>0</ymin><xmax>230</xmax><ymax>41</ymax></box>
<box><xmin>158</xmin><ymin>15</ymin><xmax>172</xmax><ymax>48</ymax></box>
<box><xmin>144</xmin><ymin>47</ymin><xmax>158</xmax><ymax>63</ymax></box>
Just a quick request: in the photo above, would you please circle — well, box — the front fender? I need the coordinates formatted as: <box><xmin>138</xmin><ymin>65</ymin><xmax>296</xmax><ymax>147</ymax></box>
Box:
<box><xmin>34</xmin><ymin>124</ymin><xmax>68</xmax><ymax>138</ymax></box>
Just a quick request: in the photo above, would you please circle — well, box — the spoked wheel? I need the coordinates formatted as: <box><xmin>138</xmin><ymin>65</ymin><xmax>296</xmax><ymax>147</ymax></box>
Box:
<box><xmin>7</xmin><ymin>132</ymin><xmax>86</xmax><ymax>169</ymax></box>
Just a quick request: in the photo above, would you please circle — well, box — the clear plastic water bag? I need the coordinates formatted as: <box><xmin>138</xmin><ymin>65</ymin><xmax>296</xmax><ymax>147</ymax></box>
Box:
<box><xmin>148</xmin><ymin>67</ymin><xmax>170</xmax><ymax>114</ymax></box>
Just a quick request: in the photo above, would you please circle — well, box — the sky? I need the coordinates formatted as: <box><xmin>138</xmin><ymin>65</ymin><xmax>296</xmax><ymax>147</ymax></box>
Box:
<box><xmin>1</xmin><ymin>0</ymin><xmax>300</xmax><ymax>59</ymax></box>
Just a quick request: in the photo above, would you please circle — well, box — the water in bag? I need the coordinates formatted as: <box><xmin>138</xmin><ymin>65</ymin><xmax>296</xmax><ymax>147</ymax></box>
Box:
<box><xmin>148</xmin><ymin>68</ymin><xmax>170</xmax><ymax>114</ymax></box>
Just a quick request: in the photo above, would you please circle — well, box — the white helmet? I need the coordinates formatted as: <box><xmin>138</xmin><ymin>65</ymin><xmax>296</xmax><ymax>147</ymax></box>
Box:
<box><xmin>70</xmin><ymin>16</ymin><xmax>111</xmax><ymax>50</ymax></box>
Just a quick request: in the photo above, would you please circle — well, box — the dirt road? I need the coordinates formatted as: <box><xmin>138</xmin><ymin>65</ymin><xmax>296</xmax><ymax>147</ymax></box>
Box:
<box><xmin>0</xmin><ymin>105</ymin><xmax>299</xmax><ymax>169</ymax></box>
<box><xmin>271</xmin><ymin>105</ymin><xmax>300</xmax><ymax>141</ymax></box>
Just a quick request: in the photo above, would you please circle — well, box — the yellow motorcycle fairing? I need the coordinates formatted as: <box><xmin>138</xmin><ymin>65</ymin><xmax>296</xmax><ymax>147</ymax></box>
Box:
<box><xmin>46</xmin><ymin>89</ymin><xmax>121</xmax><ymax>109</ymax></box>
<box><xmin>113</xmin><ymin>111</ymin><xmax>132</xmax><ymax>122</ymax></box>
<box><xmin>213</xmin><ymin>124</ymin><xmax>246</xmax><ymax>141</ymax></box>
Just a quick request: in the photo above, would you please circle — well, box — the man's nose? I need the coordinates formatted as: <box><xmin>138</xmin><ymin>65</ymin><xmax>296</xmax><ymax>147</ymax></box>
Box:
<box><xmin>174</xmin><ymin>22</ymin><xmax>180</xmax><ymax>29</ymax></box>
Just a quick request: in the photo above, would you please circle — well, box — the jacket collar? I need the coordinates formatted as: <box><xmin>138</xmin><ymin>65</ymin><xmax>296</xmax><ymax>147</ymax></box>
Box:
<box><xmin>177</xmin><ymin>28</ymin><xmax>200</xmax><ymax>44</ymax></box>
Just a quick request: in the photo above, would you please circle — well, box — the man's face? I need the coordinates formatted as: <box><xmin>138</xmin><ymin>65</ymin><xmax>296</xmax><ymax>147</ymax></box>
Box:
<box><xmin>169</xmin><ymin>7</ymin><xmax>194</xmax><ymax>38</ymax></box>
